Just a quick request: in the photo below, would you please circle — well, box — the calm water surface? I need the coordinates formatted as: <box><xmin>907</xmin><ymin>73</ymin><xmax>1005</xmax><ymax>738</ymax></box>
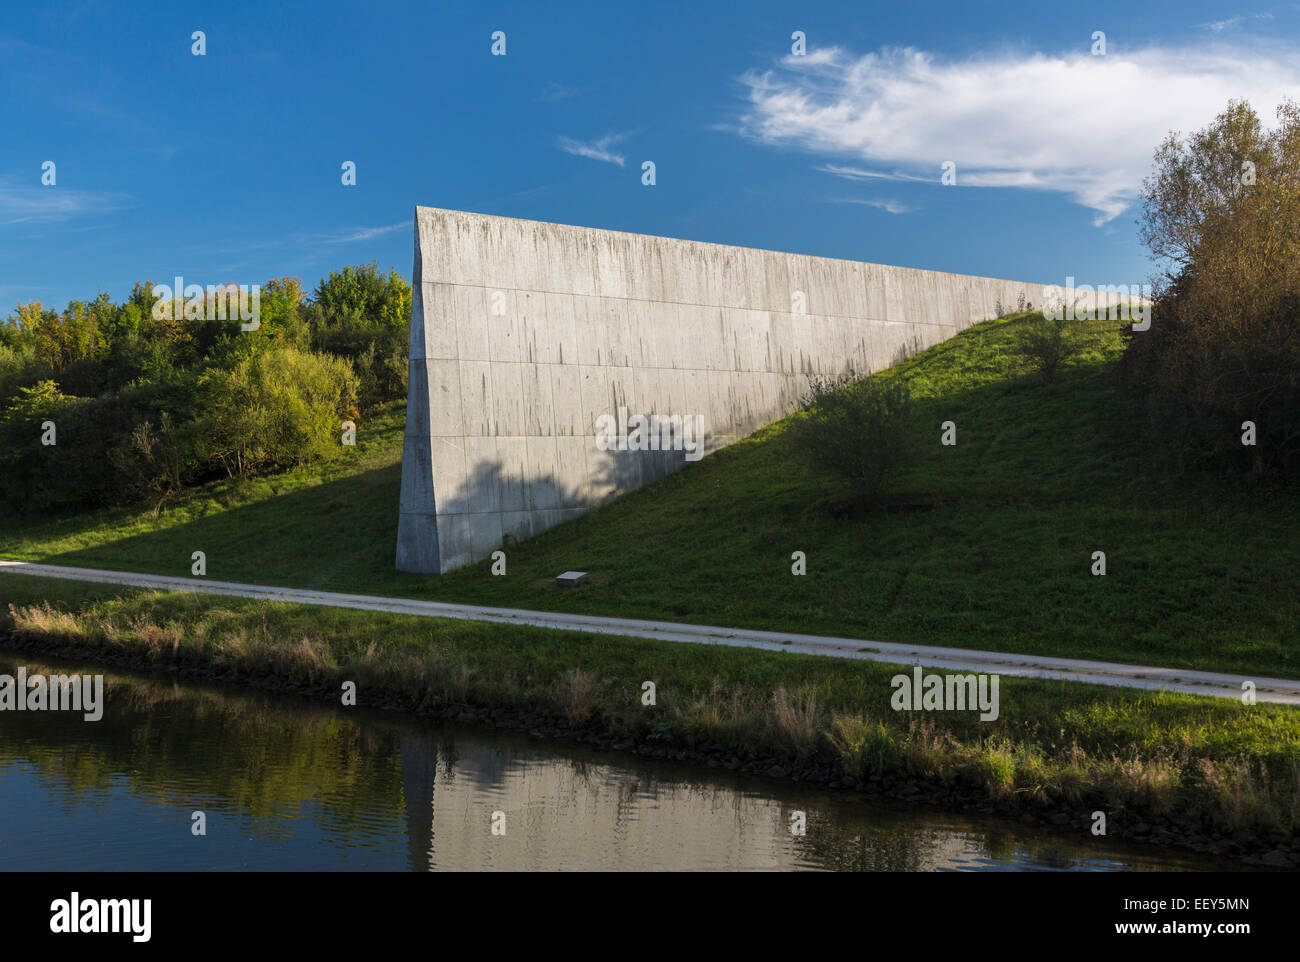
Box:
<box><xmin>0</xmin><ymin>648</ymin><xmax>1248</xmax><ymax>871</ymax></box>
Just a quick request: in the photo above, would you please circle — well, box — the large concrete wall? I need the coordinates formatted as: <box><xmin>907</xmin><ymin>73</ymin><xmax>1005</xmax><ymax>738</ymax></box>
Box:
<box><xmin>397</xmin><ymin>207</ymin><xmax>1063</xmax><ymax>574</ymax></box>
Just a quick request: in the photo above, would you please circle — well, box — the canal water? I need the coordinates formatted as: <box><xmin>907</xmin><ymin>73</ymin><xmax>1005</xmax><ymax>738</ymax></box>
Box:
<box><xmin>0</xmin><ymin>648</ymin><xmax>1247</xmax><ymax>872</ymax></box>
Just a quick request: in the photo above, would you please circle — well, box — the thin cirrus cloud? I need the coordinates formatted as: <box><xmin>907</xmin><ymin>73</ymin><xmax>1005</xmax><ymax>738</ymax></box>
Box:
<box><xmin>537</xmin><ymin>82</ymin><xmax>587</xmax><ymax>102</ymax></box>
<box><xmin>196</xmin><ymin>222</ymin><xmax>409</xmax><ymax>260</ymax></box>
<box><xmin>0</xmin><ymin>178</ymin><xmax>131</xmax><ymax>225</ymax></box>
<box><xmin>736</xmin><ymin>43</ymin><xmax>1300</xmax><ymax>226</ymax></box>
<box><xmin>556</xmin><ymin>133</ymin><xmax>627</xmax><ymax>167</ymax></box>
<box><xmin>1198</xmin><ymin>14</ymin><xmax>1273</xmax><ymax>32</ymax></box>
<box><xmin>817</xmin><ymin>164</ymin><xmax>932</xmax><ymax>184</ymax></box>
<box><xmin>234</xmin><ymin>222</ymin><xmax>408</xmax><ymax>250</ymax></box>
<box><xmin>832</xmin><ymin>196</ymin><xmax>913</xmax><ymax>215</ymax></box>
<box><xmin>318</xmin><ymin>222</ymin><xmax>407</xmax><ymax>243</ymax></box>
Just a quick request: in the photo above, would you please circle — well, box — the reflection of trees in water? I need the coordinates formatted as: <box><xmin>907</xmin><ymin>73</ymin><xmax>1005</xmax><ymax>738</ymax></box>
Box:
<box><xmin>789</xmin><ymin>803</ymin><xmax>1101</xmax><ymax>871</ymax></box>
<box><xmin>0</xmin><ymin>656</ymin><xmax>408</xmax><ymax>835</ymax></box>
<box><xmin>767</xmin><ymin>803</ymin><xmax>932</xmax><ymax>871</ymax></box>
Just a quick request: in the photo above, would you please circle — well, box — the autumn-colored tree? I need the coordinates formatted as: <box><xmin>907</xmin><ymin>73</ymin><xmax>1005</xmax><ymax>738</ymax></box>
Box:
<box><xmin>1124</xmin><ymin>100</ymin><xmax>1300</xmax><ymax>473</ymax></box>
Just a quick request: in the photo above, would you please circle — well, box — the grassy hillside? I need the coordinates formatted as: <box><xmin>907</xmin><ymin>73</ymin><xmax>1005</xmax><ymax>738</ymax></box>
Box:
<box><xmin>2</xmin><ymin>312</ymin><xmax>1297</xmax><ymax>676</ymax></box>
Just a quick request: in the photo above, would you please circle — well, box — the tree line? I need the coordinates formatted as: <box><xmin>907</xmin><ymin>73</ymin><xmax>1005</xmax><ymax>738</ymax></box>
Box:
<box><xmin>0</xmin><ymin>263</ymin><xmax>411</xmax><ymax>512</ymax></box>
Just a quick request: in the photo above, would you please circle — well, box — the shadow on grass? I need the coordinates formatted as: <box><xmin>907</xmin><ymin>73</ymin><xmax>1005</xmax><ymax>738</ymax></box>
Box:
<box><xmin>33</xmin><ymin>464</ymin><xmax>417</xmax><ymax>593</ymax></box>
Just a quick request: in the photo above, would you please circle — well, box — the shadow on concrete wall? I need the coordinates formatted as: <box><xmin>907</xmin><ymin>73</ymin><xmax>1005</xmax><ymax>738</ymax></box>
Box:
<box><xmin>436</xmin><ymin>445</ymin><xmax>693</xmax><ymax>518</ymax></box>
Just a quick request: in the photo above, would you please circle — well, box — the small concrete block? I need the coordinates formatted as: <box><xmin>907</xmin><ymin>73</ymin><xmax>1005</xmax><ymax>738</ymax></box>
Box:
<box><xmin>556</xmin><ymin>570</ymin><xmax>588</xmax><ymax>587</ymax></box>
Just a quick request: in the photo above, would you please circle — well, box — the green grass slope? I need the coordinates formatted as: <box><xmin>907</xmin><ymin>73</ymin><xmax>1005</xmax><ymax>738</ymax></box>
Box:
<box><xmin>3</xmin><ymin>312</ymin><xmax>1297</xmax><ymax>676</ymax></box>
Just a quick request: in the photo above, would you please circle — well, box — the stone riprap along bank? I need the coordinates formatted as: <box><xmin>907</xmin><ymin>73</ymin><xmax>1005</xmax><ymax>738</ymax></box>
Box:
<box><xmin>396</xmin><ymin>207</ymin><xmax>1099</xmax><ymax>573</ymax></box>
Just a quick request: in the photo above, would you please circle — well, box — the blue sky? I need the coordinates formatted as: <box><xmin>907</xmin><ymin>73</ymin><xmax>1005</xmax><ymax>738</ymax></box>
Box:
<box><xmin>4</xmin><ymin>0</ymin><xmax>1300</xmax><ymax>310</ymax></box>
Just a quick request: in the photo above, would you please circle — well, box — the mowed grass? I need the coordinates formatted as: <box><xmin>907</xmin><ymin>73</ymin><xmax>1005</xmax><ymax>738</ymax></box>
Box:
<box><xmin>2</xmin><ymin>312</ymin><xmax>1297</xmax><ymax>676</ymax></box>
<box><xmin>4</xmin><ymin>574</ymin><xmax>1299</xmax><ymax>838</ymax></box>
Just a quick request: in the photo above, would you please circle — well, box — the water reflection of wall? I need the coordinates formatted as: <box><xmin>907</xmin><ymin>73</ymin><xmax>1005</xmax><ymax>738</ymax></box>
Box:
<box><xmin>396</xmin><ymin>729</ymin><xmax>986</xmax><ymax>872</ymax></box>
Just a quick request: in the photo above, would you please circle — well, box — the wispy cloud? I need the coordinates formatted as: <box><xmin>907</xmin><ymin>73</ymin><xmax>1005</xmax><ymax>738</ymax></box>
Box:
<box><xmin>486</xmin><ymin>183</ymin><xmax>559</xmax><ymax>206</ymax></box>
<box><xmin>0</xmin><ymin>177</ymin><xmax>131</xmax><ymax>225</ymax></box>
<box><xmin>1198</xmin><ymin>13</ymin><xmax>1273</xmax><ymax>32</ymax></box>
<box><xmin>736</xmin><ymin>43</ymin><xmax>1300</xmax><ymax>225</ymax></box>
<box><xmin>537</xmin><ymin>82</ymin><xmax>587</xmax><ymax>102</ymax></box>
<box><xmin>196</xmin><ymin>222</ymin><xmax>408</xmax><ymax>258</ymax></box>
<box><xmin>317</xmin><ymin>222</ymin><xmax>406</xmax><ymax>243</ymax></box>
<box><xmin>832</xmin><ymin>197</ymin><xmax>913</xmax><ymax>214</ymax></box>
<box><xmin>1199</xmin><ymin>16</ymin><xmax>1245</xmax><ymax>31</ymax></box>
<box><xmin>817</xmin><ymin>163</ymin><xmax>932</xmax><ymax>184</ymax></box>
<box><xmin>556</xmin><ymin>133</ymin><xmax>627</xmax><ymax>167</ymax></box>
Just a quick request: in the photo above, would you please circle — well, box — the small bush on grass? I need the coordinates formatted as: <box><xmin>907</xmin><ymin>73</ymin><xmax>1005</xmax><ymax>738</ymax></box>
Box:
<box><xmin>1015</xmin><ymin>312</ymin><xmax>1077</xmax><ymax>384</ymax></box>
<box><xmin>790</xmin><ymin>374</ymin><xmax>915</xmax><ymax>509</ymax></box>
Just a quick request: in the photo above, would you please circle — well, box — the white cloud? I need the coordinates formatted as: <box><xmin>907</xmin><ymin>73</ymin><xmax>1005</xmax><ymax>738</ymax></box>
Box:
<box><xmin>1198</xmin><ymin>13</ymin><xmax>1273</xmax><ymax>32</ymax></box>
<box><xmin>737</xmin><ymin>43</ymin><xmax>1300</xmax><ymax>225</ymax></box>
<box><xmin>321</xmin><ymin>222</ymin><xmax>406</xmax><ymax>243</ymax></box>
<box><xmin>817</xmin><ymin>163</ymin><xmax>931</xmax><ymax>184</ymax></box>
<box><xmin>537</xmin><ymin>83</ymin><xmax>586</xmax><ymax>102</ymax></box>
<box><xmin>833</xmin><ymin>197</ymin><xmax>912</xmax><ymax>214</ymax></box>
<box><xmin>195</xmin><ymin>222</ymin><xmax>408</xmax><ymax>258</ymax></box>
<box><xmin>1199</xmin><ymin>17</ymin><xmax>1245</xmax><ymax>32</ymax></box>
<box><xmin>0</xmin><ymin>178</ymin><xmax>130</xmax><ymax>225</ymax></box>
<box><xmin>556</xmin><ymin>133</ymin><xmax>627</xmax><ymax>167</ymax></box>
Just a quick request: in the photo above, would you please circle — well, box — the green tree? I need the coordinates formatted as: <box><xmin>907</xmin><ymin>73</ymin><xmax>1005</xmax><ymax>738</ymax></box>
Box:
<box><xmin>194</xmin><ymin>345</ymin><xmax>359</xmax><ymax>478</ymax></box>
